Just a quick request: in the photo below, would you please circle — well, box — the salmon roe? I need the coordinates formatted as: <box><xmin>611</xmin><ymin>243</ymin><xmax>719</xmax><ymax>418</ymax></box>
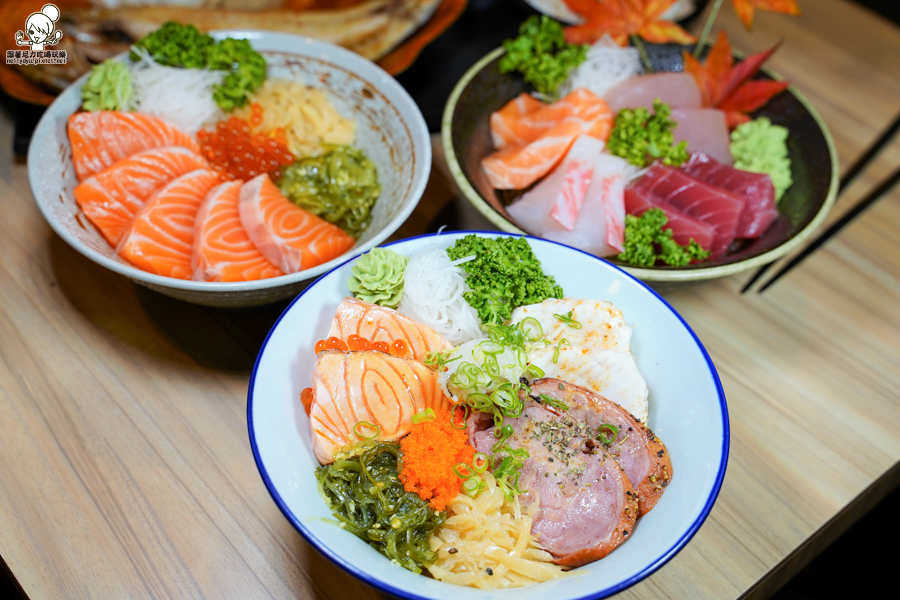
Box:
<box><xmin>197</xmin><ymin>104</ymin><xmax>294</xmax><ymax>182</ymax></box>
<box><xmin>300</xmin><ymin>387</ymin><xmax>314</xmax><ymax>416</ymax></box>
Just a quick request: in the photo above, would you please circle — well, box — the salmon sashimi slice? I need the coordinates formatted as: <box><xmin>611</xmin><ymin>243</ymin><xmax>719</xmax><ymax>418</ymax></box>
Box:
<box><xmin>309</xmin><ymin>349</ymin><xmax>454</xmax><ymax>464</ymax></box>
<box><xmin>327</xmin><ymin>297</ymin><xmax>452</xmax><ymax>363</ymax></box>
<box><xmin>68</xmin><ymin>111</ymin><xmax>200</xmax><ymax>181</ymax></box>
<box><xmin>239</xmin><ymin>174</ymin><xmax>355</xmax><ymax>273</ymax></box>
<box><xmin>490</xmin><ymin>92</ymin><xmax>546</xmax><ymax>150</ymax></box>
<box><xmin>74</xmin><ymin>147</ymin><xmax>209</xmax><ymax>247</ymax></box>
<box><xmin>490</xmin><ymin>89</ymin><xmax>609</xmax><ymax>152</ymax></box>
<box><xmin>118</xmin><ymin>169</ymin><xmax>219</xmax><ymax>279</ymax></box>
<box><xmin>482</xmin><ymin>93</ymin><xmax>614</xmax><ymax>190</ymax></box>
<box><xmin>192</xmin><ymin>181</ymin><xmax>285</xmax><ymax>282</ymax></box>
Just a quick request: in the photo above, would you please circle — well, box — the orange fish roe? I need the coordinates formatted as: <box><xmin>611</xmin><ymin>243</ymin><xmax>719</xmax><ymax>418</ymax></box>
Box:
<box><xmin>197</xmin><ymin>104</ymin><xmax>294</xmax><ymax>182</ymax></box>
<box><xmin>399</xmin><ymin>409</ymin><xmax>475</xmax><ymax>511</ymax></box>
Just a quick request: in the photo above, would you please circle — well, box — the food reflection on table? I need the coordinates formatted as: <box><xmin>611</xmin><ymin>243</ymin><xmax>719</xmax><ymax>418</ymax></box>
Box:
<box><xmin>302</xmin><ymin>234</ymin><xmax>672</xmax><ymax>587</ymax></box>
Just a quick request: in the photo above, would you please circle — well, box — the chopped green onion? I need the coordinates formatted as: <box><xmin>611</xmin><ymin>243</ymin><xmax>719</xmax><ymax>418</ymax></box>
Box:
<box><xmin>462</xmin><ymin>475</ymin><xmax>485</xmax><ymax>498</ymax></box>
<box><xmin>527</xmin><ymin>364</ymin><xmax>545</xmax><ymax>378</ymax></box>
<box><xmin>553</xmin><ymin>338</ymin><xmax>570</xmax><ymax>364</ymax></box>
<box><xmin>539</xmin><ymin>393</ymin><xmax>569</xmax><ymax>411</ymax></box>
<box><xmin>597</xmin><ymin>423</ymin><xmax>620</xmax><ymax>446</ymax></box>
<box><xmin>450</xmin><ymin>404</ymin><xmax>469</xmax><ymax>430</ymax></box>
<box><xmin>553</xmin><ymin>310</ymin><xmax>582</xmax><ymax>329</ymax></box>
<box><xmin>411</xmin><ymin>408</ymin><xmax>436</xmax><ymax>424</ymax></box>
<box><xmin>473</xmin><ymin>453</ymin><xmax>489</xmax><ymax>473</ymax></box>
<box><xmin>519</xmin><ymin>317</ymin><xmax>543</xmax><ymax>342</ymax></box>
<box><xmin>353</xmin><ymin>421</ymin><xmax>380</xmax><ymax>439</ymax></box>
<box><xmin>477</xmin><ymin>341</ymin><xmax>504</xmax><ymax>355</ymax></box>
<box><xmin>453</xmin><ymin>463</ymin><xmax>473</xmax><ymax>479</ymax></box>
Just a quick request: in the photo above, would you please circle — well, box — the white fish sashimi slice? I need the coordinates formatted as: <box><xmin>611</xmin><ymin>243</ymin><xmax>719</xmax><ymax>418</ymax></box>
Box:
<box><xmin>507</xmin><ymin>135</ymin><xmax>606</xmax><ymax>235</ymax></box>
<box><xmin>545</xmin><ymin>152</ymin><xmax>628</xmax><ymax>256</ymax></box>
<box><xmin>510</xmin><ymin>298</ymin><xmax>633</xmax><ymax>352</ymax></box>
<box><xmin>605</xmin><ymin>72</ymin><xmax>702</xmax><ymax>113</ymax></box>
<box><xmin>671</xmin><ymin>108</ymin><xmax>734</xmax><ymax>165</ymax></box>
<box><xmin>526</xmin><ymin>346</ymin><xmax>649</xmax><ymax>424</ymax></box>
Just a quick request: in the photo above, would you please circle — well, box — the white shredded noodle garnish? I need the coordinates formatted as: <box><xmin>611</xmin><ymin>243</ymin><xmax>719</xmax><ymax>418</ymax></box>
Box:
<box><xmin>560</xmin><ymin>34</ymin><xmax>643</xmax><ymax>98</ymax></box>
<box><xmin>397</xmin><ymin>248</ymin><xmax>485</xmax><ymax>346</ymax></box>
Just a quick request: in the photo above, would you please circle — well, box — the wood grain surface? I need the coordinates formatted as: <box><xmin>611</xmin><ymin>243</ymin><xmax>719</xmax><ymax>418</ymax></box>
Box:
<box><xmin>1</xmin><ymin>1</ymin><xmax>899</xmax><ymax>598</ymax></box>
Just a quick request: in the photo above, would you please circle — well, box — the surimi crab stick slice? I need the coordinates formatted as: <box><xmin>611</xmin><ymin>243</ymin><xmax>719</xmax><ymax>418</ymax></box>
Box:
<box><xmin>327</xmin><ymin>297</ymin><xmax>452</xmax><ymax>363</ymax></box>
<box><xmin>192</xmin><ymin>181</ymin><xmax>284</xmax><ymax>282</ymax></box>
<box><xmin>68</xmin><ymin>111</ymin><xmax>200</xmax><ymax>181</ymax></box>
<box><xmin>117</xmin><ymin>169</ymin><xmax>219</xmax><ymax>279</ymax></box>
<box><xmin>74</xmin><ymin>146</ymin><xmax>209</xmax><ymax>246</ymax></box>
<box><xmin>238</xmin><ymin>174</ymin><xmax>355</xmax><ymax>274</ymax></box>
<box><xmin>309</xmin><ymin>349</ymin><xmax>454</xmax><ymax>464</ymax></box>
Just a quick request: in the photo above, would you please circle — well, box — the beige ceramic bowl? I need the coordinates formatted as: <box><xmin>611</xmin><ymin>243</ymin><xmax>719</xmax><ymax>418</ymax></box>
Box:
<box><xmin>29</xmin><ymin>31</ymin><xmax>431</xmax><ymax>307</ymax></box>
<box><xmin>442</xmin><ymin>47</ymin><xmax>839</xmax><ymax>283</ymax></box>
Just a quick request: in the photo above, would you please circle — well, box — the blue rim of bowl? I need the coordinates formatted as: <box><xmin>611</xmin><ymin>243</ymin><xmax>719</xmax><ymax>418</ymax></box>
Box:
<box><xmin>247</xmin><ymin>230</ymin><xmax>730</xmax><ymax>600</ymax></box>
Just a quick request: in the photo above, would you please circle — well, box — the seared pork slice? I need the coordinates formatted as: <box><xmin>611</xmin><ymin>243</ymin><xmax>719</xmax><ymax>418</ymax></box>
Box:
<box><xmin>467</xmin><ymin>402</ymin><xmax>639</xmax><ymax>567</ymax></box>
<box><xmin>530</xmin><ymin>379</ymin><xmax>672</xmax><ymax>516</ymax></box>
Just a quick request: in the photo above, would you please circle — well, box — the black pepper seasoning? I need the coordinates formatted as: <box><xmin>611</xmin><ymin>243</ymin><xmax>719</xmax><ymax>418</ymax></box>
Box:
<box><xmin>486</xmin><ymin>567</ymin><xmax>494</xmax><ymax>576</ymax></box>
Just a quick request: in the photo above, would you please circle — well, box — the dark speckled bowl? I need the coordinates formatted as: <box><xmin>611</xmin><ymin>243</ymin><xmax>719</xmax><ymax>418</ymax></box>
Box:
<box><xmin>441</xmin><ymin>43</ymin><xmax>839</xmax><ymax>282</ymax></box>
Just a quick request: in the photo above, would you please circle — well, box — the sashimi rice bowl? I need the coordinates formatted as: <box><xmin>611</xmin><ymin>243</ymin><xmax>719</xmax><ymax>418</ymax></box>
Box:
<box><xmin>443</xmin><ymin>17</ymin><xmax>838</xmax><ymax>282</ymax></box>
<box><xmin>249</xmin><ymin>231</ymin><xmax>729</xmax><ymax>599</ymax></box>
<box><xmin>28</xmin><ymin>26</ymin><xmax>430</xmax><ymax>306</ymax></box>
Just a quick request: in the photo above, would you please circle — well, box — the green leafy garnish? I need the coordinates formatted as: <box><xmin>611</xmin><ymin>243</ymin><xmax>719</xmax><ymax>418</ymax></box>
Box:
<box><xmin>607</xmin><ymin>99</ymin><xmax>690</xmax><ymax>168</ymax></box>
<box><xmin>446</xmin><ymin>235</ymin><xmax>563</xmax><ymax>325</ymax></box>
<box><xmin>316</xmin><ymin>441</ymin><xmax>445</xmax><ymax>573</ymax></box>
<box><xmin>498</xmin><ymin>15</ymin><xmax>588</xmax><ymax>96</ymax></box>
<box><xmin>131</xmin><ymin>22</ymin><xmax>214</xmax><ymax>69</ymax></box>
<box><xmin>617</xmin><ymin>208</ymin><xmax>711</xmax><ymax>267</ymax></box>
<box><xmin>131</xmin><ymin>21</ymin><xmax>266</xmax><ymax>111</ymax></box>
<box><xmin>206</xmin><ymin>37</ymin><xmax>267</xmax><ymax>112</ymax></box>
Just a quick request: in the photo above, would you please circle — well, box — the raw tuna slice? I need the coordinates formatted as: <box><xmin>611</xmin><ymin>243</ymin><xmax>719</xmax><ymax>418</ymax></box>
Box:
<box><xmin>679</xmin><ymin>152</ymin><xmax>778</xmax><ymax>238</ymax></box>
<box><xmin>481</xmin><ymin>90</ymin><xmax>613</xmax><ymax>190</ymax></box>
<box><xmin>605</xmin><ymin>72</ymin><xmax>702</xmax><ymax>113</ymax></box>
<box><xmin>670</xmin><ymin>108</ymin><xmax>733</xmax><ymax>165</ymax></box>
<box><xmin>624</xmin><ymin>185</ymin><xmax>715</xmax><ymax>250</ymax></box>
<box><xmin>507</xmin><ymin>136</ymin><xmax>629</xmax><ymax>257</ymax></box>
<box><xmin>490</xmin><ymin>93</ymin><xmax>546</xmax><ymax>150</ymax></box>
<box><xmin>630</xmin><ymin>163</ymin><xmax>743</xmax><ymax>257</ymax></box>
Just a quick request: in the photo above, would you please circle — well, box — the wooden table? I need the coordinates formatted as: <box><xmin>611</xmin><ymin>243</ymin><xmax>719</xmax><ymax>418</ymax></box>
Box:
<box><xmin>1</xmin><ymin>0</ymin><xmax>899</xmax><ymax>598</ymax></box>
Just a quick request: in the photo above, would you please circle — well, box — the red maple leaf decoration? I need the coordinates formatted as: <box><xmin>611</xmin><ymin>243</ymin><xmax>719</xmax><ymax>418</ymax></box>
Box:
<box><xmin>682</xmin><ymin>30</ymin><xmax>790</xmax><ymax>128</ymax></box>
<box><xmin>563</xmin><ymin>0</ymin><xmax>697</xmax><ymax>46</ymax></box>
<box><xmin>732</xmin><ymin>0</ymin><xmax>802</xmax><ymax>29</ymax></box>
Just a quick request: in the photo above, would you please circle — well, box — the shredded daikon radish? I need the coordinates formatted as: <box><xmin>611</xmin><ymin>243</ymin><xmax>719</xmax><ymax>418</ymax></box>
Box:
<box><xmin>130</xmin><ymin>47</ymin><xmax>224</xmax><ymax>134</ymax></box>
<box><xmin>397</xmin><ymin>248</ymin><xmax>485</xmax><ymax>345</ymax></box>
<box><xmin>560</xmin><ymin>35</ymin><xmax>642</xmax><ymax>98</ymax></box>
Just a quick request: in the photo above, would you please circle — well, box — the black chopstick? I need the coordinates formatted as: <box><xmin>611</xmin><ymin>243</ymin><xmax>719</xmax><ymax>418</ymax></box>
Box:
<box><xmin>741</xmin><ymin>109</ymin><xmax>900</xmax><ymax>294</ymax></box>
<box><xmin>757</xmin><ymin>163</ymin><xmax>900</xmax><ymax>292</ymax></box>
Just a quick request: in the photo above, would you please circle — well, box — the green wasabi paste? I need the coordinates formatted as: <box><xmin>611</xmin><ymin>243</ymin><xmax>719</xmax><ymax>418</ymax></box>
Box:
<box><xmin>730</xmin><ymin>117</ymin><xmax>793</xmax><ymax>201</ymax></box>
<box><xmin>82</xmin><ymin>60</ymin><xmax>133</xmax><ymax>112</ymax></box>
<box><xmin>348</xmin><ymin>248</ymin><xmax>408</xmax><ymax>308</ymax></box>
<box><xmin>278</xmin><ymin>146</ymin><xmax>380</xmax><ymax>239</ymax></box>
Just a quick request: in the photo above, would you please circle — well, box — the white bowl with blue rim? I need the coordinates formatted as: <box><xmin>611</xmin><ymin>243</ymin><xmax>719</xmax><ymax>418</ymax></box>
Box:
<box><xmin>248</xmin><ymin>231</ymin><xmax>729</xmax><ymax>599</ymax></box>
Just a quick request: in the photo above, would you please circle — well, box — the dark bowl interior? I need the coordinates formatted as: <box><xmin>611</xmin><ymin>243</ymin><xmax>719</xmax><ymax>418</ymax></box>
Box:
<box><xmin>448</xmin><ymin>42</ymin><xmax>836</xmax><ymax>271</ymax></box>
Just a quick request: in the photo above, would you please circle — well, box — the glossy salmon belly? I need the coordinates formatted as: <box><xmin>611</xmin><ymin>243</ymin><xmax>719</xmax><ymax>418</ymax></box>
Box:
<box><xmin>192</xmin><ymin>181</ymin><xmax>284</xmax><ymax>282</ymax></box>
<box><xmin>68</xmin><ymin>111</ymin><xmax>200</xmax><ymax>181</ymax></box>
<box><xmin>118</xmin><ymin>169</ymin><xmax>219</xmax><ymax>279</ymax></box>
<box><xmin>490</xmin><ymin>92</ymin><xmax>554</xmax><ymax>150</ymax></box>
<box><xmin>309</xmin><ymin>349</ymin><xmax>453</xmax><ymax>464</ymax></box>
<box><xmin>327</xmin><ymin>297</ymin><xmax>452</xmax><ymax>363</ymax></box>
<box><xmin>74</xmin><ymin>146</ymin><xmax>209</xmax><ymax>247</ymax></box>
<box><xmin>239</xmin><ymin>174</ymin><xmax>355</xmax><ymax>274</ymax></box>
